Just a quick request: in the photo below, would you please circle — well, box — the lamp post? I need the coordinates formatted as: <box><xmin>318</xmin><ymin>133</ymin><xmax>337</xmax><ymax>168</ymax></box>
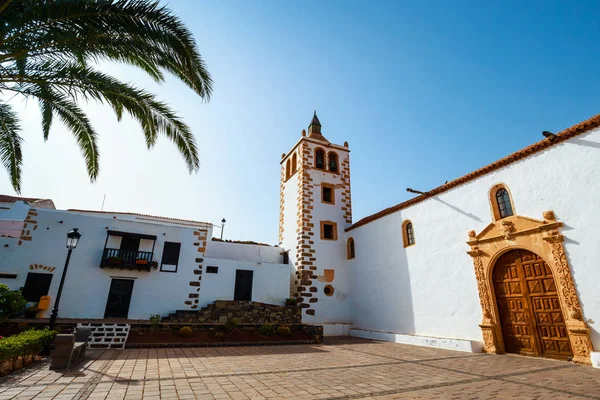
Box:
<box><xmin>220</xmin><ymin>218</ymin><xmax>226</xmax><ymax>240</ymax></box>
<box><xmin>48</xmin><ymin>228</ymin><xmax>81</xmax><ymax>331</ymax></box>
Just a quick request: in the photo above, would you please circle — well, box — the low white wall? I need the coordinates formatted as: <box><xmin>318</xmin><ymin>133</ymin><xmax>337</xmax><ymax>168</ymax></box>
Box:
<box><xmin>322</xmin><ymin>323</ymin><xmax>351</xmax><ymax>336</ymax></box>
<box><xmin>205</xmin><ymin>241</ymin><xmax>284</xmax><ymax>264</ymax></box>
<box><xmin>349</xmin><ymin>328</ymin><xmax>483</xmax><ymax>353</ymax></box>
<box><xmin>200</xmin><ymin>257</ymin><xmax>290</xmax><ymax>308</ymax></box>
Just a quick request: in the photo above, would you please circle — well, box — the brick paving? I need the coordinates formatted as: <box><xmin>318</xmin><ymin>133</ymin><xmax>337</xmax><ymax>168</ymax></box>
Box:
<box><xmin>0</xmin><ymin>337</ymin><xmax>599</xmax><ymax>399</ymax></box>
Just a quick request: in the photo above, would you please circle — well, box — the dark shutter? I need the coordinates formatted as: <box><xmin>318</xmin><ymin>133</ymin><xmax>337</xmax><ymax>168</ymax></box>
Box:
<box><xmin>22</xmin><ymin>273</ymin><xmax>53</xmax><ymax>302</ymax></box>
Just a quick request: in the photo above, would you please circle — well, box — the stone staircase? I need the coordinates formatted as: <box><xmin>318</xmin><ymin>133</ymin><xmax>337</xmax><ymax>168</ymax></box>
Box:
<box><xmin>162</xmin><ymin>300</ymin><xmax>302</xmax><ymax>325</ymax></box>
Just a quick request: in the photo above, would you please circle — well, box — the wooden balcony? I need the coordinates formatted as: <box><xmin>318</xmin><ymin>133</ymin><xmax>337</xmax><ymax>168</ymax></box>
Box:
<box><xmin>100</xmin><ymin>248</ymin><xmax>154</xmax><ymax>271</ymax></box>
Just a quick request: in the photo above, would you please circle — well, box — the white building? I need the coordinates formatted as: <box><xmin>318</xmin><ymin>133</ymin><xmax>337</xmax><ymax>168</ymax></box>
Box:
<box><xmin>0</xmin><ymin>205</ymin><xmax>289</xmax><ymax>320</ymax></box>
<box><xmin>2</xmin><ymin>111</ymin><xmax>600</xmax><ymax>367</ymax></box>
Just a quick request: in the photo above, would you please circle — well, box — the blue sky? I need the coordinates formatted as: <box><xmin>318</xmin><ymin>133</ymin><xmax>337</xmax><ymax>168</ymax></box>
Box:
<box><xmin>3</xmin><ymin>0</ymin><xmax>600</xmax><ymax>244</ymax></box>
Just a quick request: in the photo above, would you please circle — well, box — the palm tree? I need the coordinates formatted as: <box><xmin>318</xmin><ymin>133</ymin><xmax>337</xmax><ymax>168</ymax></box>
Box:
<box><xmin>0</xmin><ymin>0</ymin><xmax>212</xmax><ymax>193</ymax></box>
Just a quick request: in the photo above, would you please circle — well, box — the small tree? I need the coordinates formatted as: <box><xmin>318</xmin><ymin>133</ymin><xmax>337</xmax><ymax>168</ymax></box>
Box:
<box><xmin>0</xmin><ymin>284</ymin><xmax>27</xmax><ymax>322</ymax></box>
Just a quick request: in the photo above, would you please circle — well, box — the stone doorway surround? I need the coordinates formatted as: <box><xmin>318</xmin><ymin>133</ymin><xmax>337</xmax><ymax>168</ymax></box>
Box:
<box><xmin>466</xmin><ymin>210</ymin><xmax>594</xmax><ymax>364</ymax></box>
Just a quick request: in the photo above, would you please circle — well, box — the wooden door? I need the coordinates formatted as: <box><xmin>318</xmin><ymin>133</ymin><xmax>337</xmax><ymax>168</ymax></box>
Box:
<box><xmin>234</xmin><ymin>270</ymin><xmax>253</xmax><ymax>301</ymax></box>
<box><xmin>520</xmin><ymin>252</ymin><xmax>572</xmax><ymax>358</ymax></box>
<box><xmin>104</xmin><ymin>279</ymin><xmax>134</xmax><ymax>318</ymax></box>
<box><xmin>493</xmin><ymin>250</ymin><xmax>572</xmax><ymax>359</ymax></box>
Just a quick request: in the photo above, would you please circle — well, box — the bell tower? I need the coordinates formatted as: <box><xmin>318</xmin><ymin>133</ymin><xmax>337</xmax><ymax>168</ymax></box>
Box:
<box><xmin>279</xmin><ymin>112</ymin><xmax>352</xmax><ymax>326</ymax></box>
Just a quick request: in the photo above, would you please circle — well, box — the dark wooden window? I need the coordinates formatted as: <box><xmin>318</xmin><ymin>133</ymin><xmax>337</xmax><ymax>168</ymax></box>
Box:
<box><xmin>282</xmin><ymin>251</ymin><xmax>289</xmax><ymax>264</ymax></box>
<box><xmin>323</xmin><ymin>224</ymin><xmax>334</xmax><ymax>239</ymax></box>
<box><xmin>120</xmin><ymin>237</ymin><xmax>140</xmax><ymax>252</ymax></box>
<box><xmin>328</xmin><ymin>152</ymin><xmax>338</xmax><ymax>173</ymax></box>
<box><xmin>322</xmin><ymin>186</ymin><xmax>333</xmax><ymax>204</ymax></box>
<box><xmin>22</xmin><ymin>272</ymin><xmax>53</xmax><ymax>302</ymax></box>
<box><xmin>315</xmin><ymin>149</ymin><xmax>325</xmax><ymax>169</ymax></box>
<box><xmin>406</xmin><ymin>223</ymin><xmax>415</xmax><ymax>246</ymax></box>
<box><xmin>161</xmin><ymin>242</ymin><xmax>181</xmax><ymax>272</ymax></box>
<box><xmin>496</xmin><ymin>188</ymin><xmax>514</xmax><ymax>218</ymax></box>
<box><xmin>347</xmin><ymin>238</ymin><xmax>355</xmax><ymax>259</ymax></box>
<box><xmin>206</xmin><ymin>266</ymin><xmax>218</xmax><ymax>274</ymax></box>
<box><xmin>291</xmin><ymin>153</ymin><xmax>297</xmax><ymax>174</ymax></box>
<box><xmin>285</xmin><ymin>159</ymin><xmax>291</xmax><ymax>180</ymax></box>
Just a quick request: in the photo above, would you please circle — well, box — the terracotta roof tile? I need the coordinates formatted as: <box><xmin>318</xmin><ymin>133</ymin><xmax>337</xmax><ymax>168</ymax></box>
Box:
<box><xmin>67</xmin><ymin>209</ymin><xmax>211</xmax><ymax>227</ymax></box>
<box><xmin>347</xmin><ymin>113</ymin><xmax>600</xmax><ymax>232</ymax></box>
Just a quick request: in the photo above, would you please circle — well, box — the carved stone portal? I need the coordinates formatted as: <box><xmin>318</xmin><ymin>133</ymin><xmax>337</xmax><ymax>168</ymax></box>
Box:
<box><xmin>466</xmin><ymin>211</ymin><xmax>594</xmax><ymax>364</ymax></box>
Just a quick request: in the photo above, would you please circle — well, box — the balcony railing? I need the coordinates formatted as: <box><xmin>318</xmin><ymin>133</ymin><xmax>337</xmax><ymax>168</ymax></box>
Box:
<box><xmin>100</xmin><ymin>248</ymin><xmax>154</xmax><ymax>271</ymax></box>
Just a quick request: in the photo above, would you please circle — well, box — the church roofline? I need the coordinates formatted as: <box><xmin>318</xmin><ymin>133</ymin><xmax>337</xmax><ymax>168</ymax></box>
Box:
<box><xmin>346</xmin><ymin>113</ymin><xmax>600</xmax><ymax>232</ymax></box>
<box><xmin>280</xmin><ymin>136</ymin><xmax>349</xmax><ymax>165</ymax></box>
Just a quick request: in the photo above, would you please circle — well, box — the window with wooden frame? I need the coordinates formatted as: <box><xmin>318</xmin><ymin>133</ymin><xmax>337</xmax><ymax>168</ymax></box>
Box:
<box><xmin>320</xmin><ymin>221</ymin><xmax>338</xmax><ymax>240</ymax></box>
<box><xmin>489</xmin><ymin>183</ymin><xmax>515</xmax><ymax>221</ymax></box>
<box><xmin>402</xmin><ymin>220</ymin><xmax>415</xmax><ymax>248</ymax></box>
<box><xmin>328</xmin><ymin>152</ymin><xmax>339</xmax><ymax>173</ymax></box>
<box><xmin>321</xmin><ymin>183</ymin><xmax>335</xmax><ymax>205</ymax></box>
<box><xmin>347</xmin><ymin>237</ymin><xmax>355</xmax><ymax>259</ymax></box>
<box><xmin>291</xmin><ymin>152</ymin><xmax>297</xmax><ymax>175</ymax></box>
<box><xmin>160</xmin><ymin>242</ymin><xmax>181</xmax><ymax>272</ymax></box>
<box><xmin>315</xmin><ymin>148</ymin><xmax>326</xmax><ymax>170</ymax></box>
<box><xmin>285</xmin><ymin>159</ymin><xmax>291</xmax><ymax>180</ymax></box>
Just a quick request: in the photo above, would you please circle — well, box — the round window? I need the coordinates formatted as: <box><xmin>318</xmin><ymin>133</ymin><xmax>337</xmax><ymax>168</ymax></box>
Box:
<box><xmin>324</xmin><ymin>284</ymin><xmax>334</xmax><ymax>296</ymax></box>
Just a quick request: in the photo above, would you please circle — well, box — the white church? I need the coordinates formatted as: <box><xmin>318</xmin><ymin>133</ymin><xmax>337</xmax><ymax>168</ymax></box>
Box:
<box><xmin>1</xmin><ymin>111</ymin><xmax>599</xmax><ymax>367</ymax></box>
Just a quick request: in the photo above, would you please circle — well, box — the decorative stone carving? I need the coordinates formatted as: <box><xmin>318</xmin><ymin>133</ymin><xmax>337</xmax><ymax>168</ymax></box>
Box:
<box><xmin>543</xmin><ymin>210</ymin><xmax>556</xmax><ymax>221</ymax></box>
<box><xmin>466</xmin><ymin>211</ymin><xmax>594</xmax><ymax>364</ymax></box>
<box><xmin>499</xmin><ymin>219</ymin><xmax>515</xmax><ymax>240</ymax></box>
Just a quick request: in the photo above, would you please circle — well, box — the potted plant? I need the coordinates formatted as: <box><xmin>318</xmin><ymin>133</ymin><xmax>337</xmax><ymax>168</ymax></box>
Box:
<box><xmin>150</xmin><ymin>261</ymin><xmax>159</xmax><ymax>270</ymax></box>
<box><xmin>135</xmin><ymin>258</ymin><xmax>149</xmax><ymax>265</ymax></box>
<box><xmin>108</xmin><ymin>256</ymin><xmax>122</xmax><ymax>264</ymax></box>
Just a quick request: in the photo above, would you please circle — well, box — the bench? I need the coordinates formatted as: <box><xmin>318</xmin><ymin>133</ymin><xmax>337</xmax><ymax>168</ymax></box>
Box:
<box><xmin>50</xmin><ymin>328</ymin><xmax>91</xmax><ymax>370</ymax></box>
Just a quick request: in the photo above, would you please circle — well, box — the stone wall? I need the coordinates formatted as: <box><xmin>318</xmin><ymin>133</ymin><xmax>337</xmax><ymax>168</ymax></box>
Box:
<box><xmin>163</xmin><ymin>300</ymin><xmax>302</xmax><ymax>325</ymax></box>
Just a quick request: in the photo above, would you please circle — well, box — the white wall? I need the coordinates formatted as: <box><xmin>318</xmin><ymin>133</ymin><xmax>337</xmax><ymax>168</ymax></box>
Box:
<box><xmin>200</xmin><ymin>257</ymin><xmax>290</xmax><ymax>308</ymax></box>
<box><xmin>0</xmin><ymin>209</ymin><xmax>212</xmax><ymax>319</ymax></box>
<box><xmin>348</xmin><ymin>127</ymin><xmax>600</xmax><ymax>350</ymax></box>
<box><xmin>206</xmin><ymin>241</ymin><xmax>285</xmax><ymax>264</ymax></box>
<box><xmin>0</xmin><ymin>201</ymin><xmax>31</xmax><ymax>221</ymax></box>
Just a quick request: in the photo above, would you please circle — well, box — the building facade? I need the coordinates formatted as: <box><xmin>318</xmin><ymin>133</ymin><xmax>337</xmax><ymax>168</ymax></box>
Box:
<box><xmin>0</xmin><ymin>206</ymin><xmax>290</xmax><ymax>320</ymax></box>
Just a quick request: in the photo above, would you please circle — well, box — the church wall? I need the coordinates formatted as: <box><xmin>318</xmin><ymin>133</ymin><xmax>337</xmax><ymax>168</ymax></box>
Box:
<box><xmin>348</xmin><ymin>126</ymin><xmax>600</xmax><ymax>350</ymax></box>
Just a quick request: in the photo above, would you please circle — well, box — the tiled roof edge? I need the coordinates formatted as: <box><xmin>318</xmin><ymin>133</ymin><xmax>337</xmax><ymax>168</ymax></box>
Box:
<box><xmin>346</xmin><ymin>113</ymin><xmax>600</xmax><ymax>232</ymax></box>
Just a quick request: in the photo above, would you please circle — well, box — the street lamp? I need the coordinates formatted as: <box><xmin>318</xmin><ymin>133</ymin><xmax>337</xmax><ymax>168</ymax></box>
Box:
<box><xmin>220</xmin><ymin>218</ymin><xmax>226</xmax><ymax>240</ymax></box>
<box><xmin>48</xmin><ymin>228</ymin><xmax>81</xmax><ymax>331</ymax></box>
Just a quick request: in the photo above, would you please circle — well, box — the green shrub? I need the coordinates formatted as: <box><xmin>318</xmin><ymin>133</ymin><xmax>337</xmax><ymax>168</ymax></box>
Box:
<box><xmin>259</xmin><ymin>324</ymin><xmax>274</xmax><ymax>337</ymax></box>
<box><xmin>214</xmin><ymin>331</ymin><xmax>224</xmax><ymax>340</ymax></box>
<box><xmin>285</xmin><ymin>298</ymin><xmax>297</xmax><ymax>306</ymax></box>
<box><xmin>277</xmin><ymin>324</ymin><xmax>291</xmax><ymax>337</ymax></box>
<box><xmin>0</xmin><ymin>284</ymin><xmax>27</xmax><ymax>322</ymax></box>
<box><xmin>0</xmin><ymin>328</ymin><xmax>56</xmax><ymax>373</ymax></box>
<box><xmin>178</xmin><ymin>326</ymin><xmax>193</xmax><ymax>338</ymax></box>
<box><xmin>224</xmin><ymin>318</ymin><xmax>240</xmax><ymax>333</ymax></box>
<box><xmin>149</xmin><ymin>314</ymin><xmax>161</xmax><ymax>332</ymax></box>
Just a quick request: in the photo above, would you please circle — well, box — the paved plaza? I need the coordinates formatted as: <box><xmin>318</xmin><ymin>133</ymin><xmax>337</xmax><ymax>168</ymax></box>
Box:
<box><xmin>1</xmin><ymin>337</ymin><xmax>599</xmax><ymax>400</ymax></box>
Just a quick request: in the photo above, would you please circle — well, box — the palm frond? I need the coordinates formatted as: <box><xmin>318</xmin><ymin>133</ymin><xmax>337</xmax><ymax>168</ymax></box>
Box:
<box><xmin>0</xmin><ymin>0</ymin><xmax>210</xmax><ymax>186</ymax></box>
<box><xmin>0</xmin><ymin>103</ymin><xmax>24</xmax><ymax>193</ymax></box>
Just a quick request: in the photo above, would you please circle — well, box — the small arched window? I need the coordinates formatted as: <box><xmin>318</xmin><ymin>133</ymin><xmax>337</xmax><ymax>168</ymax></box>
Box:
<box><xmin>315</xmin><ymin>148</ymin><xmax>325</xmax><ymax>170</ymax></box>
<box><xmin>495</xmin><ymin>188</ymin><xmax>513</xmax><ymax>219</ymax></box>
<box><xmin>285</xmin><ymin>159</ymin><xmax>291</xmax><ymax>180</ymax></box>
<box><xmin>291</xmin><ymin>153</ymin><xmax>297</xmax><ymax>174</ymax></box>
<box><xmin>328</xmin><ymin>152</ymin><xmax>338</xmax><ymax>173</ymax></box>
<box><xmin>347</xmin><ymin>237</ymin><xmax>355</xmax><ymax>259</ymax></box>
<box><xmin>402</xmin><ymin>220</ymin><xmax>415</xmax><ymax>248</ymax></box>
<box><xmin>489</xmin><ymin>184</ymin><xmax>515</xmax><ymax>221</ymax></box>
